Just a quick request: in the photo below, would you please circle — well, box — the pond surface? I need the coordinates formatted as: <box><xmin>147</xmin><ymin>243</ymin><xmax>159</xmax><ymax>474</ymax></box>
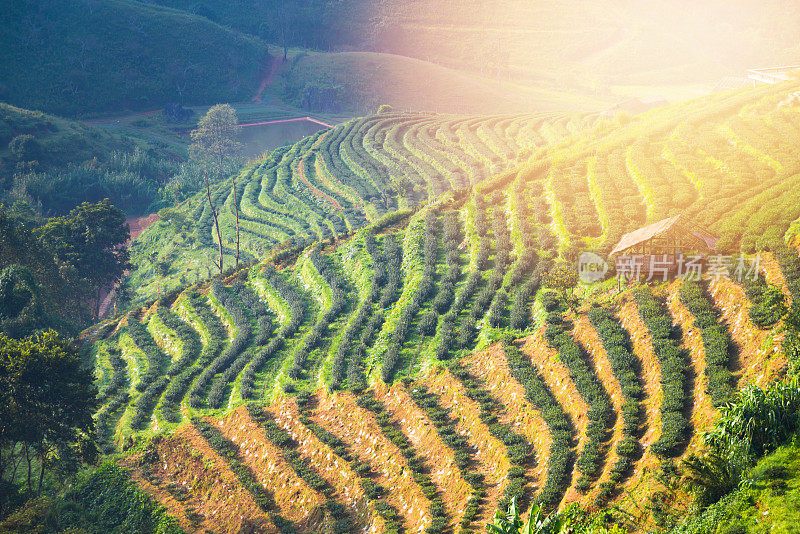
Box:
<box><xmin>239</xmin><ymin>118</ymin><xmax>330</xmax><ymax>159</ymax></box>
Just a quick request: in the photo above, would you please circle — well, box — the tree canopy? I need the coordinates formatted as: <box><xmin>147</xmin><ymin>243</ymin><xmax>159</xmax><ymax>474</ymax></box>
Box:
<box><xmin>189</xmin><ymin>104</ymin><xmax>242</xmax><ymax>179</ymax></box>
<box><xmin>0</xmin><ymin>265</ymin><xmax>48</xmax><ymax>339</ymax></box>
<box><xmin>34</xmin><ymin>200</ymin><xmax>130</xmax><ymax>320</ymax></box>
<box><xmin>0</xmin><ymin>330</ymin><xmax>97</xmax><ymax>515</ymax></box>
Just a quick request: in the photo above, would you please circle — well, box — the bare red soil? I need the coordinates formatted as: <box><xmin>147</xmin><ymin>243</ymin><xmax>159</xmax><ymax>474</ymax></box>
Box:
<box><xmin>268</xmin><ymin>396</ymin><xmax>385</xmax><ymax>533</ymax></box>
<box><xmin>252</xmin><ymin>55</ymin><xmax>284</xmax><ymax>103</ymax></box>
<box><xmin>374</xmin><ymin>381</ymin><xmax>473</xmax><ymax>530</ymax></box>
<box><xmin>214</xmin><ymin>407</ymin><xmax>327</xmax><ymax>531</ymax></box>
<box><xmin>571</xmin><ymin>314</ymin><xmax>628</xmax><ymax>506</ymax></box>
<box><xmin>122</xmin><ymin>424</ymin><xmax>276</xmax><ymax>533</ymax></box>
<box><xmin>463</xmin><ymin>344</ymin><xmax>549</xmax><ymax>505</ymax></box>
<box><xmin>421</xmin><ymin>367</ymin><xmax>510</xmax><ymax>526</ymax></box>
<box><xmin>519</xmin><ymin>329</ymin><xmax>588</xmax><ymax>507</ymax></box>
<box><xmin>310</xmin><ymin>390</ymin><xmax>433</xmax><ymax>533</ymax></box>
<box><xmin>708</xmin><ymin>276</ymin><xmax>786</xmax><ymax>386</ymax></box>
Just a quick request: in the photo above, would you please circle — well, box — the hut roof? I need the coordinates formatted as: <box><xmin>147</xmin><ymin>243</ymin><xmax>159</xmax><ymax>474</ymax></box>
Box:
<box><xmin>611</xmin><ymin>215</ymin><xmax>717</xmax><ymax>255</ymax></box>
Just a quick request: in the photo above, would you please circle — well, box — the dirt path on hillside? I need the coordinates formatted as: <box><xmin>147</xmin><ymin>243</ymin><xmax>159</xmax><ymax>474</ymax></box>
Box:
<box><xmin>252</xmin><ymin>55</ymin><xmax>284</xmax><ymax>103</ymax></box>
<box><xmin>127</xmin><ymin>212</ymin><xmax>159</xmax><ymax>242</ymax></box>
<box><xmin>310</xmin><ymin>390</ymin><xmax>433</xmax><ymax>533</ymax></box>
<box><xmin>98</xmin><ymin>213</ymin><xmax>160</xmax><ymax>319</ymax></box>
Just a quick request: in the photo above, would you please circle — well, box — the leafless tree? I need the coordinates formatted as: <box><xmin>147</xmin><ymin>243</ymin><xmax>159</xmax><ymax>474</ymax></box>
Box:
<box><xmin>204</xmin><ymin>171</ymin><xmax>224</xmax><ymax>273</ymax></box>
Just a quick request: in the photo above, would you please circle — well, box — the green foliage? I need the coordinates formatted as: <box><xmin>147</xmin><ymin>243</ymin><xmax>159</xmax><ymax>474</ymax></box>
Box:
<box><xmin>191</xmin><ymin>281</ymin><xmax>251</xmax><ymax>409</ymax></box>
<box><xmin>544</xmin><ymin>297</ymin><xmax>612</xmax><ymax>491</ymax></box>
<box><xmin>156</xmin><ymin>302</ymin><xmax>202</xmax><ymax>423</ymax></box>
<box><xmin>126</xmin><ymin>112</ymin><xmax>544</xmax><ymax>305</ymax></box>
<box><xmin>587</xmin><ymin>306</ymin><xmax>643</xmax><ymax>503</ymax></box>
<box><xmin>381</xmin><ymin>212</ymin><xmax>437</xmax><ymax>382</ymax></box>
<box><xmin>0</xmin><ymin>104</ymin><xmax>171</xmax><ymax>204</ymax></box>
<box><xmin>678</xmin><ymin>281</ymin><xmax>735</xmax><ymax>406</ymax></box>
<box><xmin>191</xmin><ymin>417</ymin><xmax>296</xmax><ymax>533</ymax></box>
<box><xmin>487</xmin><ymin>498</ymin><xmax>564</xmax><ymax>534</ymax></box>
<box><xmin>148</xmin><ymin>0</ymin><xmax>370</xmax><ymax>51</ymax></box>
<box><xmin>671</xmin><ymin>433</ymin><xmax>800</xmax><ymax>534</ymax></box>
<box><xmin>1</xmin><ymin>205</ymin><xmax>123</xmax><ymax>332</ymax></box>
<box><xmin>189</xmin><ymin>104</ymin><xmax>243</xmax><ymax>180</ymax></box>
<box><xmin>8</xmin><ymin>135</ymin><xmax>39</xmax><ymax>162</ymax></box>
<box><xmin>0</xmin><ymin>330</ymin><xmax>97</xmax><ymax>515</ymax></box>
<box><xmin>126</xmin><ymin>318</ymin><xmax>169</xmax><ymax>429</ymax></box>
<box><xmin>704</xmin><ymin>380</ymin><xmax>800</xmax><ymax>461</ymax></box>
<box><xmin>11</xmin><ymin>147</ymin><xmax>178</xmax><ymax>217</ymax></box>
<box><xmin>35</xmin><ymin>200</ymin><xmax>131</xmax><ymax>320</ymax></box>
<box><xmin>2</xmin><ymin>0</ymin><xmax>265</xmax><ymax>116</ymax></box>
<box><xmin>503</xmin><ymin>337</ymin><xmax>573</xmax><ymax>510</ymax></box>
<box><xmin>0</xmin><ymin>265</ymin><xmax>48</xmax><ymax>338</ymax></box>
<box><xmin>487</xmin><ymin>497</ymin><xmax>624</xmax><ymax>534</ymax></box>
<box><xmin>0</xmin><ymin>462</ymin><xmax>183</xmax><ymax>533</ymax></box>
<box><xmin>448</xmin><ymin>364</ymin><xmax>531</xmax><ymax>511</ymax></box>
<box><xmin>348</xmin><ymin>392</ymin><xmax>448</xmax><ymax>534</ymax></box>
<box><xmin>294</xmin><ymin>393</ymin><xmax>403</xmax><ymax>534</ymax></box>
<box><xmin>634</xmin><ymin>287</ymin><xmax>690</xmax><ymax>456</ymax></box>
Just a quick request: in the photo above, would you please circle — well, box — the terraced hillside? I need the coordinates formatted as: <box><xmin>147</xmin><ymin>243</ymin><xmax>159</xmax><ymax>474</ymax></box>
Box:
<box><xmin>85</xmin><ymin>80</ymin><xmax>800</xmax><ymax>531</ymax></box>
<box><xmin>129</xmin><ymin>111</ymin><xmax>590</xmax><ymax>301</ymax></box>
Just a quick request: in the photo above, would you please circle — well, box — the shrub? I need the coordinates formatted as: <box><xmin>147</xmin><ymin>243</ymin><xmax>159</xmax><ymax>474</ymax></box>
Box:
<box><xmin>588</xmin><ymin>306</ymin><xmax>645</xmax><ymax>499</ymax></box>
<box><xmin>192</xmin><ymin>418</ymin><xmax>296</xmax><ymax>532</ymax></box>
<box><xmin>679</xmin><ymin>281</ymin><xmax>735</xmax><ymax>406</ymax></box>
<box><xmin>447</xmin><ymin>363</ymin><xmax>531</xmax><ymax>510</ymax></box>
<box><xmin>503</xmin><ymin>338</ymin><xmax>572</xmax><ymax>511</ymax></box>
<box><xmin>406</xmin><ymin>385</ymin><xmax>485</xmax><ymax>530</ymax></box>
<box><xmin>355</xmin><ymin>391</ymin><xmax>447</xmax><ymax>534</ymax></box>
<box><xmin>634</xmin><ymin>287</ymin><xmax>690</xmax><ymax>456</ymax></box>
<box><xmin>543</xmin><ymin>297</ymin><xmax>612</xmax><ymax>489</ymax></box>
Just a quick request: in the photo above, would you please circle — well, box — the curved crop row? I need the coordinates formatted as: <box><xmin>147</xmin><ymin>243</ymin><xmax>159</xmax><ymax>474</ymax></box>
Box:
<box><xmin>542</xmin><ymin>293</ymin><xmax>613</xmax><ymax>492</ymax></box>
<box><xmin>633</xmin><ymin>287</ymin><xmax>690</xmax><ymax>456</ymax></box>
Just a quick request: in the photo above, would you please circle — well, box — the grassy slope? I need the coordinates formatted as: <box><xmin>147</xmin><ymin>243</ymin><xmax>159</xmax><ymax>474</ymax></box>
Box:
<box><xmin>369</xmin><ymin>0</ymin><xmax>800</xmax><ymax>89</ymax></box>
<box><xmin>280</xmin><ymin>50</ymin><xmax>610</xmax><ymax>114</ymax></box>
<box><xmin>675</xmin><ymin>435</ymin><xmax>800</xmax><ymax>534</ymax></box>
<box><xmin>0</xmin><ymin>0</ymin><xmax>267</xmax><ymax>117</ymax></box>
<box><xmin>0</xmin><ymin>103</ymin><xmax>167</xmax><ymax>170</ymax></box>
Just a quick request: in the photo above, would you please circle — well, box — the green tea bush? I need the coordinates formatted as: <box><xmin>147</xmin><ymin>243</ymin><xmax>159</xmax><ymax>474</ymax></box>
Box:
<box><xmin>503</xmin><ymin>338</ymin><xmax>573</xmax><ymax>510</ymax></box>
<box><xmin>679</xmin><ymin>281</ymin><xmax>735</xmax><ymax>406</ymax></box>
<box><xmin>634</xmin><ymin>287</ymin><xmax>690</xmax><ymax>456</ymax></box>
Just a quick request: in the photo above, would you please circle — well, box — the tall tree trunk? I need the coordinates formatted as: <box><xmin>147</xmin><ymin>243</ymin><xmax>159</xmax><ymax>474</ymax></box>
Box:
<box><xmin>205</xmin><ymin>171</ymin><xmax>224</xmax><ymax>273</ymax></box>
<box><xmin>93</xmin><ymin>286</ymin><xmax>101</xmax><ymax>321</ymax></box>
<box><xmin>37</xmin><ymin>449</ymin><xmax>46</xmax><ymax>495</ymax></box>
<box><xmin>9</xmin><ymin>445</ymin><xmax>21</xmax><ymax>482</ymax></box>
<box><xmin>24</xmin><ymin>442</ymin><xmax>32</xmax><ymax>494</ymax></box>
<box><xmin>232</xmin><ymin>177</ymin><xmax>240</xmax><ymax>268</ymax></box>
